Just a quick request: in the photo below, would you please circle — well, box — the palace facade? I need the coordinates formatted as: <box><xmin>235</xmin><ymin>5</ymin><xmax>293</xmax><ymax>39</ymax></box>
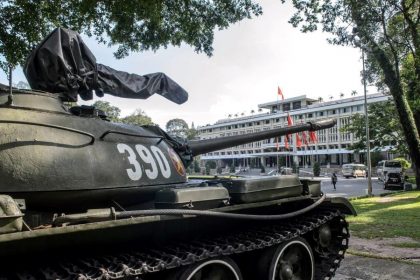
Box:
<box><xmin>197</xmin><ymin>93</ymin><xmax>389</xmax><ymax>169</ymax></box>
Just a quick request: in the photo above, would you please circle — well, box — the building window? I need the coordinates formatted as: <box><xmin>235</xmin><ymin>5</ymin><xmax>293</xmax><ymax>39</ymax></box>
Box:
<box><xmin>282</xmin><ymin>103</ymin><xmax>291</xmax><ymax>111</ymax></box>
<box><xmin>265</xmin><ymin>120</ymin><xmax>270</xmax><ymax>124</ymax></box>
<box><xmin>293</xmin><ymin>101</ymin><xmax>301</xmax><ymax>109</ymax></box>
<box><xmin>319</xmin><ymin>111</ymin><xmax>324</xmax><ymax>117</ymax></box>
<box><xmin>308</xmin><ymin>113</ymin><xmax>313</xmax><ymax>118</ymax></box>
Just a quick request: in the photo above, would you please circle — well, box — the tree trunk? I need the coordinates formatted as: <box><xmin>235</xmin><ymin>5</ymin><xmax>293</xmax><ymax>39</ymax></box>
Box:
<box><xmin>370</xmin><ymin>43</ymin><xmax>420</xmax><ymax>188</ymax></box>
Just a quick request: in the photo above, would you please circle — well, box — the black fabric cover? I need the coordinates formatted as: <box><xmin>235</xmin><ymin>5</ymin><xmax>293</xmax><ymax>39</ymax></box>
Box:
<box><xmin>24</xmin><ymin>27</ymin><xmax>188</xmax><ymax>103</ymax></box>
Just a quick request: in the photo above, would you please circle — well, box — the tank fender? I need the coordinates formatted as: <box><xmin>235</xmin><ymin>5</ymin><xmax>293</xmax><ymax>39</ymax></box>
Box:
<box><xmin>322</xmin><ymin>197</ymin><xmax>357</xmax><ymax>216</ymax></box>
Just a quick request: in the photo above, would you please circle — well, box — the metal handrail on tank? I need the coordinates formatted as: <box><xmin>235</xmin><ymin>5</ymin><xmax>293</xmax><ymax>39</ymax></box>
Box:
<box><xmin>0</xmin><ymin>120</ymin><xmax>95</xmax><ymax>145</ymax></box>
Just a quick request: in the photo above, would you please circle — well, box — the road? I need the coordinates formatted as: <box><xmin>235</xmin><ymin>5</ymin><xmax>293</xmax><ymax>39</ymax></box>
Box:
<box><xmin>316</xmin><ymin>176</ymin><xmax>400</xmax><ymax>198</ymax></box>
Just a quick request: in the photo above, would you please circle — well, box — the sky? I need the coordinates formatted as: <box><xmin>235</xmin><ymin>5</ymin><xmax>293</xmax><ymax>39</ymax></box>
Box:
<box><xmin>0</xmin><ymin>1</ymin><xmax>370</xmax><ymax>128</ymax></box>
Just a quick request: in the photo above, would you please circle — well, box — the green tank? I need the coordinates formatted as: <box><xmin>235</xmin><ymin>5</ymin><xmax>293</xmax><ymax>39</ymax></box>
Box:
<box><xmin>0</xmin><ymin>28</ymin><xmax>355</xmax><ymax>280</ymax></box>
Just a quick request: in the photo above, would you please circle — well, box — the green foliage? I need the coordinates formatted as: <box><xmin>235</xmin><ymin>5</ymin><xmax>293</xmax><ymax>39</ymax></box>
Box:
<box><xmin>347</xmin><ymin>191</ymin><xmax>420</xmax><ymax>239</ymax></box>
<box><xmin>165</xmin><ymin>118</ymin><xmax>198</xmax><ymax>140</ymax></box>
<box><xmin>205</xmin><ymin>160</ymin><xmax>217</xmax><ymax>175</ymax></box>
<box><xmin>341</xmin><ymin>101</ymin><xmax>408</xmax><ymax>155</ymax></box>
<box><xmin>166</xmin><ymin>118</ymin><xmax>189</xmax><ymax>138</ymax></box>
<box><xmin>370</xmin><ymin>151</ymin><xmax>384</xmax><ymax>167</ymax></box>
<box><xmin>187</xmin><ymin>127</ymin><xmax>198</xmax><ymax>140</ymax></box>
<box><xmin>313</xmin><ymin>162</ymin><xmax>321</xmax><ymax>177</ymax></box>
<box><xmin>0</xmin><ymin>0</ymin><xmax>262</xmax><ymax>72</ymax></box>
<box><xmin>292</xmin><ymin>162</ymin><xmax>298</xmax><ymax>174</ymax></box>
<box><xmin>93</xmin><ymin>101</ymin><xmax>121</xmax><ymax>122</ymax></box>
<box><xmin>393</xmin><ymin>157</ymin><xmax>412</xmax><ymax>171</ymax></box>
<box><xmin>193</xmin><ymin>160</ymin><xmax>200</xmax><ymax>173</ymax></box>
<box><xmin>286</xmin><ymin>0</ymin><xmax>420</xmax><ymax>186</ymax></box>
<box><xmin>120</xmin><ymin>109</ymin><xmax>154</xmax><ymax>126</ymax></box>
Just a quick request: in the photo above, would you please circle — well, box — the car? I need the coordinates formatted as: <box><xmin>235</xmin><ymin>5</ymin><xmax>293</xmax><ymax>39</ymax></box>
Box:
<box><xmin>342</xmin><ymin>163</ymin><xmax>366</xmax><ymax>178</ymax></box>
<box><xmin>377</xmin><ymin>160</ymin><xmax>402</xmax><ymax>182</ymax></box>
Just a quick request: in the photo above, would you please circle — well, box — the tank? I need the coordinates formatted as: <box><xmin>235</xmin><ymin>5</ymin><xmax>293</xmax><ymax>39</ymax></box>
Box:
<box><xmin>0</xmin><ymin>28</ymin><xmax>356</xmax><ymax>280</ymax></box>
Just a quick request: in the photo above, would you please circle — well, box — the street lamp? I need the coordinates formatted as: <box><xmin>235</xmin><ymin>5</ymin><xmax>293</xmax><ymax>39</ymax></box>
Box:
<box><xmin>351</xmin><ymin>28</ymin><xmax>373</xmax><ymax>196</ymax></box>
<box><xmin>362</xmin><ymin>49</ymin><xmax>373</xmax><ymax>196</ymax></box>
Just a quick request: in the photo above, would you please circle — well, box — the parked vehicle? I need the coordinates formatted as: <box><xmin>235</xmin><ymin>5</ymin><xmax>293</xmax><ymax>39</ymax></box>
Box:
<box><xmin>384</xmin><ymin>171</ymin><xmax>404</xmax><ymax>189</ymax></box>
<box><xmin>377</xmin><ymin>160</ymin><xmax>403</xmax><ymax>181</ymax></box>
<box><xmin>342</xmin><ymin>163</ymin><xmax>366</xmax><ymax>178</ymax></box>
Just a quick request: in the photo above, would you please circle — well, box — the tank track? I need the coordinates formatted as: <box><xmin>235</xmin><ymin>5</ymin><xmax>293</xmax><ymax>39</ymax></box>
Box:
<box><xmin>14</xmin><ymin>209</ymin><xmax>349</xmax><ymax>280</ymax></box>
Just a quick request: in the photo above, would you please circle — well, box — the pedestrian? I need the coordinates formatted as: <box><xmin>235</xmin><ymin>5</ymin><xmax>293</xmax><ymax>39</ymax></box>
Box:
<box><xmin>331</xmin><ymin>172</ymin><xmax>338</xmax><ymax>190</ymax></box>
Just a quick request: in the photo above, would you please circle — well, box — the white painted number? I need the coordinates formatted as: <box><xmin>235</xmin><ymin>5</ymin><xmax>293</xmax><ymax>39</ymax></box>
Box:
<box><xmin>135</xmin><ymin>144</ymin><xmax>158</xmax><ymax>180</ymax></box>
<box><xmin>150</xmin><ymin>145</ymin><xmax>171</xmax><ymax>178</ymax></box>
<box><xmin>117</xmin><ymin>143</ymin><xmax>173</xmax><ymax>181</ymax></box>
<box><xmin>117</xmin><ymin>143</ymin><xmax>142</xmax><ymax>181</ymax></box>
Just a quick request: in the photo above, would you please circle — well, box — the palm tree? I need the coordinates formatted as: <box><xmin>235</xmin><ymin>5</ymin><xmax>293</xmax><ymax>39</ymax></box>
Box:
<box><xmin>234</xmin><ymin>114</ymin><xmax>238</xmax><ymax>118</ymax></box>
<box><xmin>250</xmin><ymin>109</ymin><xmax>255</xmax><ymax>115</ymax></box>
<box><xmin>241</xmin><ymin>112</ymin><xmax>245</xmax><ymax>116</ymax></box>
<box><xmin>340</xmin><ymin>93</ymin><xmax>344</xmax><ymax>98</ymax></box>
<box><xmin>318</xmin><ymin>97</ymin><xmax>323</xmax><ymax>102</ymax></box>
<box><xmin>258</xmin><ymin>108</ymin><xmax>262</xmax><ymax>113</ymax></box>
<box><xmin>351</xmin><ymin>90</ymin><xmax>358</xmax><ymax>96</ymax></box>
<box><xmin>329</xmin><ymin>95</ymin><xmax>333</xmax><ymax>100</ymax></box>
<box><xmin>228</xmin><ymin>114</ymin><xmax>232</xmax><ymax>118</ymax></box>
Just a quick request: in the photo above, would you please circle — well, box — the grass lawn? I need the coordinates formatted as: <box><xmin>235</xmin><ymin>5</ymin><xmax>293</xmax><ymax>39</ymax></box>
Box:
<box><xmin>347</xmin><ymin>191</ymin><xmax>420</xmax><ymax>240</ymax></box>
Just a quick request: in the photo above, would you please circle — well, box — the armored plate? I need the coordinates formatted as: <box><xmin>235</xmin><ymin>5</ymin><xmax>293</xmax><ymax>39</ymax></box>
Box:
<box><xmin>221</xmin><ymin>175</ymin><xmax>303</xmax><ymax>203</ymax></box>
<box><xmin>155</xmin><ymin>185</ymin><xmax>230</xmax><ymax>210</ymax></box>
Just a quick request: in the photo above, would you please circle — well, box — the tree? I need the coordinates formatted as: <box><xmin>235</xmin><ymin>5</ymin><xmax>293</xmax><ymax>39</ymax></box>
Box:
<box><xmin>393</xmin><ymin>157</ymin><xmax>412</xmax><ymax>172</ymax></box>
<box><xmin>166</xmin><ymin>118</ymin><xmax>189</xmax><ymax>138</ymax></box>
<box><xmin>351</xmin><ymin>90</ymin><xmax>358</xmax><ymax>96</ymax></box>
<box><xmin>92</xmin><ymin>101</ymin><xmax>121</xmax><ymax>122</ymax></box>
<box><xmin>286</xmin><ymin>0</ymin><xmax>420</xmax><ymax>187</ymax></box>
<box><xmin>120</xmin><ymin>109</ymin><xmax>154</xmax><ymax>126</ymax></box>
<box><xmin>187</xmin><ymin>127</ymin><xmax>198</xmax><ymax>140</ymax></box>
<box><xmin>205</xmin><ymin>160</ymin><xmax>217</xmax><ymax>175</ymax></box>
<box><xmin>0</xmin><ymin>1</ymin><xmax>262</xmax><ymax>73</ymax></box>
<box><xmin>342</xmin><ymin>100</ymin><xmax>408</xmax><ymax>156</ymax></box>
<box><xmin>313</xmin><ymin>162</ymin><xmax>321</xmax><ymax>177</ymax></box>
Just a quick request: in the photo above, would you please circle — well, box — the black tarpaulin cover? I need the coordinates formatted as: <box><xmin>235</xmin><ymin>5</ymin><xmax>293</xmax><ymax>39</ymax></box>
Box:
<box><xmin>24</xmin><ymin>27</ymin><xmax>188</xmax><ymax>103</ymax></box>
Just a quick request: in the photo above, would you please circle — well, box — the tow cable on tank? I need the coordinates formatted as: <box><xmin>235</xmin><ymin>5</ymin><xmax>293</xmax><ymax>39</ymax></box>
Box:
<box><xmin>53</xmin><ymin>193</ymin><xmax>326</xmax><ymax>226</ymax></box>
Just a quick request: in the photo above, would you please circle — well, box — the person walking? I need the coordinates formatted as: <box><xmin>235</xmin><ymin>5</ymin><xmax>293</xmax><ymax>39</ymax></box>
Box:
<box><xmin>331</xmin><ymin>172</ymin><xmax>338</xmax><ymax>190</ymax></box>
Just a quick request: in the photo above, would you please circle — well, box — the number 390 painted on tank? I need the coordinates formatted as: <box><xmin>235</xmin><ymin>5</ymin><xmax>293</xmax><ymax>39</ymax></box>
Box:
<box><xmin>117</xmin><ymin>143</ymin><xmax>171</xmax><ymax>181</ymax></box>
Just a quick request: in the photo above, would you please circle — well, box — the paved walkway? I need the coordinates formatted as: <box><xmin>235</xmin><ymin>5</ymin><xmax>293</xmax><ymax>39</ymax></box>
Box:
<box><xmin>336</xmin><ymin>255</ymin><xmax>420</xmax><ymax>280</ymax></box>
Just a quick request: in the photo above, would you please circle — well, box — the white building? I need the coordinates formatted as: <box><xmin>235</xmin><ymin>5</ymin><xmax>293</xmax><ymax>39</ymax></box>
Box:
<box><xmin>197</xmin><ymin>93</ymin><xmax>389</xmax><ymax>169</ymax></box>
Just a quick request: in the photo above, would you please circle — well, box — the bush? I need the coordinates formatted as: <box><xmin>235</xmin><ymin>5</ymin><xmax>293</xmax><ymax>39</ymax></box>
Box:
<box><xmin>292</xmin><ymin>162</ymin><xmax>298</xmax><ymax>174</ymax></box>
<box><xmin>313</xmin><ymin>162</ymin><xmax>321</xmax><ymax>177</ymax></box>
<box><xmin>193</xmin><ymin>160</ymin><xmax>200</xmax><ymax>173</ymax></box>
<box><xmin>260</xmin><ymin>165</ymin><xmax>266</xmax><ymax>173</ymax></box>
<box><xmin>205</xmin><ymin>160</ymin><xmax>217</xmax><ymax>175</ymax></box>
<box><xmin>393</xmin><ymin>157</ymin><xmax>411</xmax><ymax>171</ymax></box>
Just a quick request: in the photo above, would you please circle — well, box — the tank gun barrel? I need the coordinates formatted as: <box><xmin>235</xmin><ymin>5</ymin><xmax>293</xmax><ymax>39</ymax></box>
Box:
<box><xmin>188</xmin><ymin>119</ymin><xmax>336</xmax><ymax>156</ymax></box>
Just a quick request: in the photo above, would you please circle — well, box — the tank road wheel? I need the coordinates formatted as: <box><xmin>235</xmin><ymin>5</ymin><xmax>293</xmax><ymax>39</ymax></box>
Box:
<box><xmin>162</xmin><ymin>257</ymin><xmax>243</xmax><ymax>280</ymax></box>
<box><xmin>256</xmin><ymin>238</ymin><xmax>315</xmax><ymax>280</ymax></box>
